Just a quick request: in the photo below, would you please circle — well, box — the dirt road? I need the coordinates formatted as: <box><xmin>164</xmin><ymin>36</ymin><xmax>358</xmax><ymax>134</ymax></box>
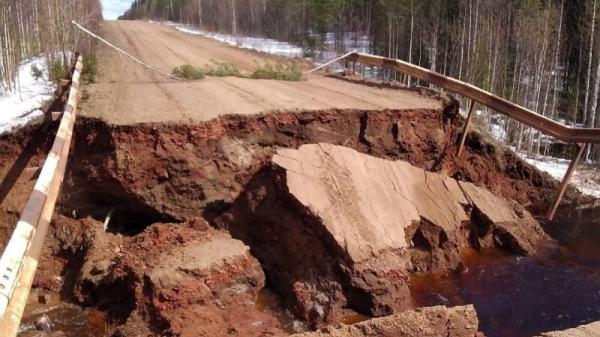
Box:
<box><xmin>81</xmin><ymin>20</ymin><xmax>441</xmax><ymax>124</ymax></box>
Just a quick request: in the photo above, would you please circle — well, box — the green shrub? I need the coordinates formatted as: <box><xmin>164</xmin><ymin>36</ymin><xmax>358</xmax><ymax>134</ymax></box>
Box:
<box><xmin>30</xmin><ymin>64</ymin><xmax>43</xmax><ymax>80</ymax></box>
<box><xmin>251</xmin><ymin>62</ymin><xmax>303</xmax><ymax>81</ymax></box>
<box><xmin>202</xmin><ymin>61</ymin><xmax>243</xmax><ymax>77</ymax></box>
<box><xmin>49</xmin><ymin>60</ymin><xmax>67</xmax><ymax>82</ymax></box>
<box><xmin>82</xmin><ymin>54</ymin><xmax>98</xmax><ymax>84</ymax></box>
<box><xmin>172</xmin><ymin>64</ymin><xmax>205</xmax><ymax>80</ymax></box>
<box><xmin>81</xmin><ymin>87</ymin><xmax>91</xmax><ymax>102</ymax></box>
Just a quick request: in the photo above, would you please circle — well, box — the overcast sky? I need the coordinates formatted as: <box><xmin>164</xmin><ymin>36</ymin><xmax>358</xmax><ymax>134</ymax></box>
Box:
<box><xmin>102</xmin><ymin>0</ymin><xmax>135</xmax><ymax>20</ymax></box>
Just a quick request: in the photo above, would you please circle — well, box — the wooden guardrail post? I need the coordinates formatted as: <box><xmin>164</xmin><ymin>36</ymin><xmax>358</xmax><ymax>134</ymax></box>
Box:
<box><xmin>546</xmin><ymin>143</ymin><xmax>587</xmax><ymax>220</ymax></box>
<box><xmin>457</xmin><ymin>99</ymin><xmax>476</xmax><ymax>156</ymax></box>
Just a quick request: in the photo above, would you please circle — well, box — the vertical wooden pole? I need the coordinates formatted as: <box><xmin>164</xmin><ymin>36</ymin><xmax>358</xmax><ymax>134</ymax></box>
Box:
<box><xmin>546</xmin><ymin>143</ymin><xmax>587</xmax><ymax>220</ymax></box>
<box><xmin>457</xmin><ymin>99</ymin><xmax>477</xmax><ymax>156</ymax></box>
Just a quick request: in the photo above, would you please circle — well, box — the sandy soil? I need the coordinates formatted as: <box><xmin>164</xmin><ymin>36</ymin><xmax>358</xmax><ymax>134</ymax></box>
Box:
<box><xmin>80</xmin><ymin>20</ymin><xmax>441</xmax><ymax>124</ymax></box>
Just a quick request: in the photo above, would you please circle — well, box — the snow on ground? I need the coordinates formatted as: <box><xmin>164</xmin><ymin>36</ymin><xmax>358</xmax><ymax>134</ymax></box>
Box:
<box><xmin>0</xmin><ymin>57</ymin><xmax>53</xmax><ymax>135</ymax></box>
<box><xmin>516</xmin><ymin>151</ymin><xmax>600</xmax><ymax>198</ymax></box>
<box><xmin>174</xmin><ymin>26</ymin><xmax>304</xmax><ymax>59</ymax></box>
<box><xmin>314</xmin><ymin>31</ymin><xmax>371</xmax><ymax>64</ymax></box>
<box><xmin>170</xmin><ymin>23</ymin><xmax>373</xmax><ymax>67</ymax></box>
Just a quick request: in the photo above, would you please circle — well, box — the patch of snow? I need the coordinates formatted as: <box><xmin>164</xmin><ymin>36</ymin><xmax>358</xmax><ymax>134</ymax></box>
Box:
<box><xmin>0</xmin><ymin>57</ymin><xmax>53</xmax><ymax>135</ymax></box>
<box><xmin>514</xmin><ymin>150</ymin><xmax>600</xmax><ymax>198</ymax></box>
<box><xmin>174</xmin><ymin>26</ymin><xmax>304</xmax><ymax>59</ymax></box>
<box><xmin>521</xmin><ymin>155</ymin><xmax>569</xmax><ymax>181</ymax></box>
<box><xmin>490</xmin><ymin>123</ymin><xmax>507</xmax><ymax>142</ymax></box>
<box><xmin>314</xmin><ymin>31</ymin><xmax>371</xmax><ymax>65</ymax></box>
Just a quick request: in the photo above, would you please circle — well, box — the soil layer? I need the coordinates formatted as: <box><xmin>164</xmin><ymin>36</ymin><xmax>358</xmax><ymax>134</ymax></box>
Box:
<box><xmin>0</xmin><ymin>100</ymin><xmax>585</xmax><ymax>336</ymax></box>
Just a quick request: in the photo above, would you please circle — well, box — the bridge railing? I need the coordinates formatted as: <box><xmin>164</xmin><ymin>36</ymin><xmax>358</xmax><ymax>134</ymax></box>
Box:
<box><xmin>0</xmin><ymin>54</ymin><xmax>83</xmax><ymax>336</ymax></box>
<box><xmin>342</xmin><ymin>52</ymin><xmax>600</xmax><ymax>219</ymax></box>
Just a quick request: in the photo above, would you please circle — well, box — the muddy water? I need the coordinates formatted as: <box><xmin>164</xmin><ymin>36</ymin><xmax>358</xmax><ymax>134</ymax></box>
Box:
<box><xmin>411</xmin><ymin>221</ymin><xmax>600</xmax><ymax>337</ymax></box>
<box><xmin>256</xmin><ymin>288</ymin><xmax>370</xmax><ymax>333</ymax></box>
<box><xmin>19</xmin><ymin>304</ymin><xmax>106</xmax><ymax>337</ymax></box>
<box><xmin>256</xmin><ymin>288</ymin><xmax>305</xmax><ymax>333</ymax></box>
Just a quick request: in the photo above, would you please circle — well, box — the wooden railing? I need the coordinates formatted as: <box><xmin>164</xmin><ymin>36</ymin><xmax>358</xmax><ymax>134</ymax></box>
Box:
<box><xmin>344</xmin><ymin>52</ymin><xmax>600</xmax><ymax>219</ymax></box>
<box><xmin>0</xmin><ymin>54</ymin><xmax>83</xmax><ymax>336</ymax></box>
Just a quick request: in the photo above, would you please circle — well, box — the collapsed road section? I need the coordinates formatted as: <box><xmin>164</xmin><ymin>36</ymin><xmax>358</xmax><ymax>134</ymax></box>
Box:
<box><xmin>214</xmin><ymin>143</ymin><xmax>552</xmax><ymax>326</ymax></box>
<box><xmin>0</xmin><ymin>90</ymin><xmax>592</xmax><ymax>336</ymax></box>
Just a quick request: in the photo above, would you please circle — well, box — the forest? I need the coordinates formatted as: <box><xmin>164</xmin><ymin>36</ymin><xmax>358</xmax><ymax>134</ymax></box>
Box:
<box><xmin>0</xmin><ymin>0</ymin><xmax>102</xmax><ymax>90</ymax></box>
<box><xmin>121</xmin><ymin>0</ymin><xmax>600</xmax><ymax>161</ymax></box>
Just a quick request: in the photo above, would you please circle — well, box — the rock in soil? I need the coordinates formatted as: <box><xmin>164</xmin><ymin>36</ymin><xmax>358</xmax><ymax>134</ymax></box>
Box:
<box><xmin>215</xmin><ymin>143</ymin><xmax>554</xmax><ymax>327</ymax></box>
<box><xmin>290</xmin><ymin>305</ymin><xmax>481</xmax><ymax>337</ymax></box>
<box><xmin>71</xmin><ymin>218</ymin><xmax>281</xmax><ymax>337</ymax></box>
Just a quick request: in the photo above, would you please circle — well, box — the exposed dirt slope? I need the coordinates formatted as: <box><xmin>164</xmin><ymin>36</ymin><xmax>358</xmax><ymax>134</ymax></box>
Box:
<box><xmin>0</xmin><ymin>100</ymin><xmax>582</xmax><ymax>337</ymax></box>
<box><xmin>62</xmin><ymin>104</ymin><xmax>575</xmax><ymax>230</ymax></box>
<box><xmin>81</xmin><ymin>20</ymin><xmax>441</xmax><ymax>125</ymax></box>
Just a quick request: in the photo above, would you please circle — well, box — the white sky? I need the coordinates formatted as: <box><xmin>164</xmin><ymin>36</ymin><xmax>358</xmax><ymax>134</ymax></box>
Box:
<box><xmin>102</xmin><ymin>0</ymin><xmax>135</xmax><ymax>20</ymax></box>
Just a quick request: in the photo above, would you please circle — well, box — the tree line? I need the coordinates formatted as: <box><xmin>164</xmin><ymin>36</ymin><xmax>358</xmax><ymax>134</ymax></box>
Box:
<box><xmin>124</xmin><ymin>0</ymin><xmax>599</xmax><ymax>161</ymax></box>
<box><xmin>0</xmin><ymin>0</ymin><xmax>102</xmax><ymax>91</ymax></box>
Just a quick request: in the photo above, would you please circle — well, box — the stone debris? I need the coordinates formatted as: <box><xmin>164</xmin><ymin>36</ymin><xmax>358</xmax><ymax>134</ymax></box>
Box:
<box><xmin>290</xmin><ymin>305</ymin><xmax>480</xmax><ymax>337</ymax></box>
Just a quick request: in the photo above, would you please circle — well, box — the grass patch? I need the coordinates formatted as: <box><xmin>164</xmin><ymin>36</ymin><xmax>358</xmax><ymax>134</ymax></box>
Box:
<box><xmin>171</xmin><ymin>61</ymin><xmax>304</xmax><ymax>81</ymax></box>
<box><xmin>251</xmin><ymin>62</ymin><xmax>303</xmax><ymax>81</ymax></box>
<box><xmin>49</xmin><ymin>60</ymin><xmax>68</xmax><ymax>82</ymax></box>
<box><xmin>81</xmin><ymin>87</ymin><xmax>91</xmax><ymax>102</ymax></box>
<box><xmin>82</xmin><ymin>54</ymin><xmax>99</xmax><ymax>84</ymax></box>
<box><xmin>172</xmin><ymin>62</ymin><xmax>241</xmax><ymax>80</ymax></box>
<box><xmin>202</xmin><ymin>61</ymin><xmax>242</xmax><ymax>77</ymax></box>
<box><xmin>172</xmin><ymin>64</ymin><xmax>205</xmax><ymax>80</ymax></box>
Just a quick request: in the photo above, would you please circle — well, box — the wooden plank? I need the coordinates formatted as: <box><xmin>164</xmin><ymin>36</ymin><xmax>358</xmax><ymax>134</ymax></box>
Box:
<box><xmin>457</xmin><ymin>99</ymin><xmax>476</xmax><ymax>156</ymax></box>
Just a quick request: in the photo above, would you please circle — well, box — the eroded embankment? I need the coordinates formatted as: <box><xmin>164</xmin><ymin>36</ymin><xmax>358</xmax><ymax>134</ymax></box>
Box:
<box><xmin>0</xmin><ymin>97</ymin><xmax>583</xmax><ymax>337</ymax></box>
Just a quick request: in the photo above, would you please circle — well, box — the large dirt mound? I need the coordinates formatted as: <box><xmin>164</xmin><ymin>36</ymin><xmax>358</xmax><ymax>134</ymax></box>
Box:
<box><xmin>58</xmin><ymin>216</ymin><xmax>281</xmax><ymax>337</ymax></box>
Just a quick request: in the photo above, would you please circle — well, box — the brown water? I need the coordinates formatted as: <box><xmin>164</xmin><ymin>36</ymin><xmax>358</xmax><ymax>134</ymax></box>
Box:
<box><xmin>256</xmin><ymin>288</ymin><xmax>370</xmax><ymax>333</ymax></box>
<box><xmin>256</xmin><ymin>288</ymin><xmax>304</xmax><ymax>333</ymax></box>
<box><xmin>19</xmin><ymin>294</ymin><xmax>108</xmax><ymax>337</ymax></box>
<box><xmin>411</xmin><ymin>222</ymin><xmax>600</xmax><ymax>337</ymax></box>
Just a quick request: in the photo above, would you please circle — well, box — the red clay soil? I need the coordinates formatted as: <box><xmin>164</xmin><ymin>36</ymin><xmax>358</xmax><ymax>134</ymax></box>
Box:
<box><xmin>62</xmin><ymin>92</ymin><xmax>578</xmax><ymax>228</ymax></box>
<box><xmin>0</xmin><ymin>91</ymin><xmax>587</xmax><ymax>336</ymax></box>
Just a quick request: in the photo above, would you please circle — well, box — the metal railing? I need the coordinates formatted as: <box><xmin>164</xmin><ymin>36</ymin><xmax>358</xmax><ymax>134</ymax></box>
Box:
<box><xmin>342</xmin><ymin>52</ymin><xmax>600</xmax><ymax>219</ymax></box>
